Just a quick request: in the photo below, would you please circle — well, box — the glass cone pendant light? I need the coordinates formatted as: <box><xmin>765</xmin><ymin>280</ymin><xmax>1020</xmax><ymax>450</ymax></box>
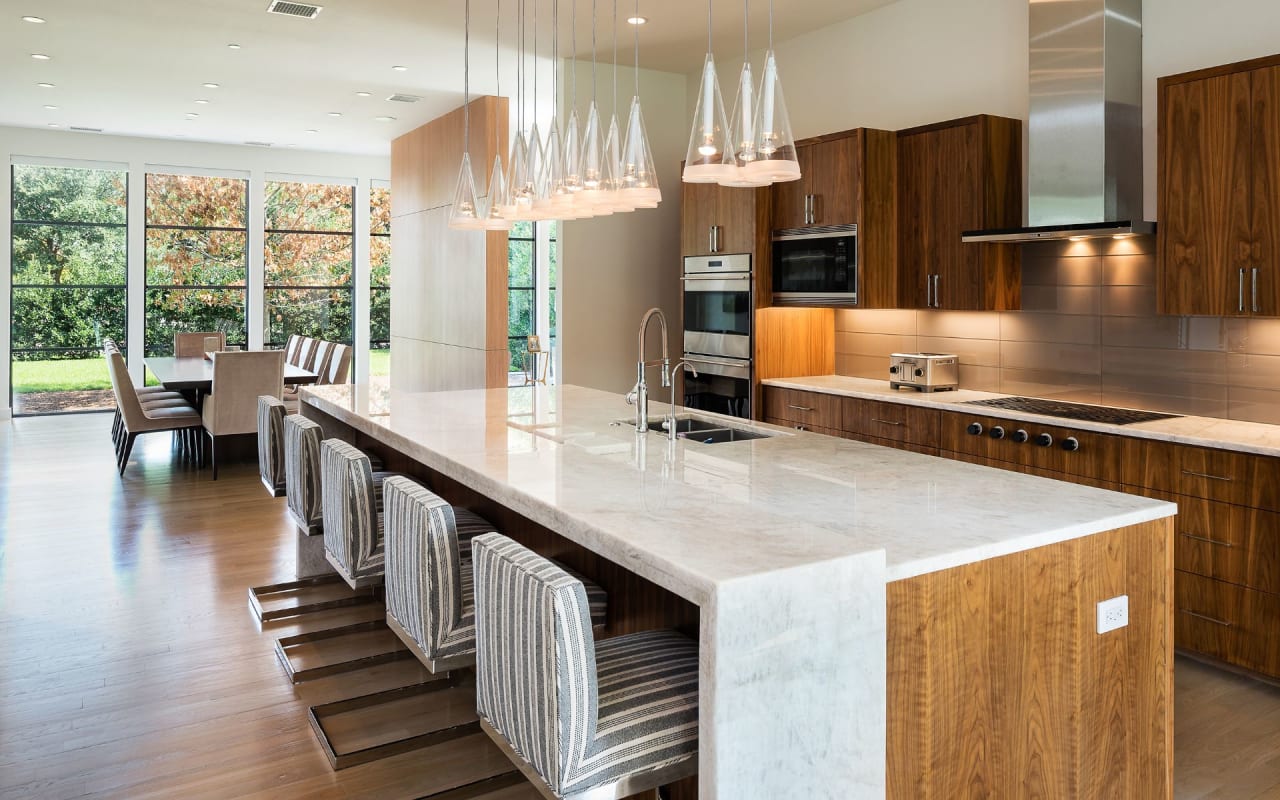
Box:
<box><xmin>542</xmin><ymin>116</ymin><xmax>568</xmax><ymax>210</ymax></box>
<box><xmin>603</xmin><ymin>113</ymin><xmax>633</xmax><ymax>211</ymax></box>
<box><xmin>482</xmin><ymin>154</ymin><xmax>512</xmax><ymax>230</ymax></box>
<box><xmin>744</xmin><ymin>2</ymin><xmax>798</xmax><ymax>183</ymax></box>
<box><xmin>526</xmin><ymin>120</ymin><xmax>546</xmax><ymax>211</ymax></box>
<box><xmin>683</xmin><ymin>1</ymin><xmax>734</xmax><ymax>183</ymax></box>
<box><xmin>579</xmin><ymin>104</ymin><xmax>613</xmax><ymax>213</ymax></box>
<box><xmin>449</xmin><ymin>0</ymin><xmax>486</xmax><ymax>229</ymax></box>
<box><xmin>721</xmin><ymin>59</ymin><xmax>769</xmax><ymax>188</ymax></box>
<box><xmin>621</xmin><ymin>95</ymin><xmax>660</xmax><ymax>207</ymax></box>
<box><xmin>505</xmin><ymin>130</ymin><xmax>533</xmax><ymax>219</ymax></box>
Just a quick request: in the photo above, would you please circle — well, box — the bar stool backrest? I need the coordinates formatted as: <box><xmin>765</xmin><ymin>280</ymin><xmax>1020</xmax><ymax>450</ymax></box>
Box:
<box><xmin>383</xmin><ymin>478</ymin><xmax>467</xmax><ymax>658</ymax></box>
<box><xmin>174</xmin><ymin>331</ymin><xmax>224</xmax><ymax>358</ymax></box>
<box><xmin>284</xmin><ymin>415</ymin><xmax>324</xmax><ymax>533</ymax></box>
<box><xmin>320</xmin><ymin>438</ymin><xmax>379</xmax><ymax>576</ymax></box>
<box><xmin>257</xmin><ymin>395</ymin><xmax>287</xmax><ymax>494</ymax></box>
<box><xmin>472</xmin><ymin>532</ymin><xmax>598</xmax><ymax>794</ymax></box>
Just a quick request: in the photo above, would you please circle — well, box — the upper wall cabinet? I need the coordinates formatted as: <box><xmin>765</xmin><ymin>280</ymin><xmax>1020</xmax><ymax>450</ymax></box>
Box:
<box><xmin>897</xmin><ymin>115</ymin><xmax>1022</xmax><ymax>311</ymax></box>
<box><xmin>1158</xmin><ymin>55</ymin><xmax>1280</xmax><ymax>317</ymax></box>
<box><xmin>769</xmin><ymin>129</ymin><xmax>900</xmax><ymax>308</ymax></box>
<box><xmin>680</xmin><ymin>180</ymin><xmax>769</xmax><ymax>259</ymax></box>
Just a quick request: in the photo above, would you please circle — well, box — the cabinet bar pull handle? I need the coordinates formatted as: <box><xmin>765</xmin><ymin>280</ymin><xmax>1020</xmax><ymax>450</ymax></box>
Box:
<box><xmin>932</xmin><ymin>274</ymin><xmax>941</xmax><ymax>308</ymax></box>
<box><xmin>1253</xmin><ymin>267</ymin><xmax>1260</xmax><ymax>313</ymax></box>
<box><xmin>926</xmin><ymin>275</ymin><xmax>932</xmax><ymax>308</ymax></box>
<box><xmin>709</xmin><ymin>226</ymin><xmax>715</xmax><ymax>253</ymax></box>
<box><xmin>871</xmin><ymin>418</ymin><xmax>905</xmax><ymax>426</ymax></box>
<box><xmin>1239</xmin><ymin>268</ymin><xmax>1246</xmax><ymax>312</ymax></box>
<box><xmin>787</xmin><ymin>404</ymin><xmax>815</xmax><ymax>412</ymax></box>
<box><xmin>1179</xmin><ymin>532</ymin><xmax>1234</xmax><ymax>548</ymax></box>
<box><xmin>1179</xmin><ymin>608</ymin><xmax>1234</xmax><ymax>627</ymax></box>
<box><xmin>1180</xmin><ymin>469</ymin><xmax>1234</xmax><ymax>482</ymax></box>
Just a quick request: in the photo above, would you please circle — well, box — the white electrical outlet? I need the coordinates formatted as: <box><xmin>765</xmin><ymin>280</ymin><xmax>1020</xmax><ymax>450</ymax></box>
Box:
<box><xmin>1097</xmin><ymin>595</ymin><xmax>1129</xmax><ymax>634</ymax></box>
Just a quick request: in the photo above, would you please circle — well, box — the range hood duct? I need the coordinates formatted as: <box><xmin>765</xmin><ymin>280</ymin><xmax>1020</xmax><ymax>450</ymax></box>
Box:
<box><xmin>963</xmin><ymin>0</ymin><xmax>1152</xmax><ymax>243</ymax></box>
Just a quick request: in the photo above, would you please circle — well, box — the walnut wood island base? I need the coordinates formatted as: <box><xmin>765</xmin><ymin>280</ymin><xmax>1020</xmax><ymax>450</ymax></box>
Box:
<box><xmin>302</xmin><ymin>381</ymin><xmax>1174</xmax><ymax>799</ymax></box>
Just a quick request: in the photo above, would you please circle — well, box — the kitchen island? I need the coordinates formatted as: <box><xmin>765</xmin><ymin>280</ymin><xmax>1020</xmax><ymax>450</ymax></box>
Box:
<box><xmin>302</xmin><ymin>380</ymin><xmax>1176</xmax><ymax>799</ymax></box>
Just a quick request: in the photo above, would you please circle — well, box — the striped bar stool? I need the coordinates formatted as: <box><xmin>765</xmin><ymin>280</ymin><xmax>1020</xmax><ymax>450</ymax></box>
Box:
<box><xmin>320</xmin><ymin>438</ymin><xmax>408</xmax><ymax>589</ymax></box>
<box><xmin>472</xmin><ymin>533</ymin><xmax>699</xmax><ymax>800</ymax></box>
<box><xmin>381</xmin><ymin>478</ymin><xmax>607</xmax><ymax>674</ymax></box>
<box><xmin>257</xmin><ymin>395</ymin><xmax>287</xmax><ymax>497</ymax></box>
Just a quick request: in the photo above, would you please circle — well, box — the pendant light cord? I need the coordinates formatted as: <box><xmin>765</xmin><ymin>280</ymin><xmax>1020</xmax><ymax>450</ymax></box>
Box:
<box><xmin>743</xmin><ymin>0</ymin><xmax>749</xmax><ymax>61</ymax></box>
<box><xmin>533</xmin><ymin>0</ymin><xmax>537</xmax><ymax>122</ymax></box>
<box><xmin>591</xmin><ymin>0</ymin><xmax>597</xmax><ymax>104</ymax></box>
<box><xmin>464</xmin><ymin>0</ymin><xmax>470</xmax><ymax>153</ymax></box>
<box><xmin>707</xmin><ymin>0</ymin><xmax>712</xmax><ymax>54</ymax></box>
<box><xmin>495</xmin><ymin>0</ymin><xmax>501</xmax><ymax>100</ymax></box>
<box><xmin>570</xmin><ymin>0</ymin><xmax>576</xmax><ymax>111</ymax></box>
<box><xmin>633</xmin><ymin>0</ymin><xmax>639</xmax><ymax>97</ymax></box>
<box><xmin>612</xmin><ymin>0</ymin><xmax>618</xmax><ymax>113</ymax></box>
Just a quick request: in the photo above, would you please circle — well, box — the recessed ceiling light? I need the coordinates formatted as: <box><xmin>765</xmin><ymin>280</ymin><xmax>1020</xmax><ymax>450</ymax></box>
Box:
<box><xmin>47</xmin><ymin>123</ymin><xmax>59</xmax><ymax>128</ymax></box>
<box><xmin>186</xmin><ymin>113</ymin><xmax>199</xmax><ymax>118</ymax></box>
<box><xmin>285</xmin><ymin>143</ymin><xmax>297</xmax><ymax>148</ymax></box>
<box><xmin>194</xmin><ymin>99</ymin><xmax>210</xmax><ymax>104</ymax></box>
<box><xmin>305</xmin><ymin>129</ymin><xmax>319</xmax><ymax>134</ymax></box>
<box><xmin>43</xmin><ymin>105</ymin><xmax>58</xmax><ymax>110</ymax></box>
<box><xmin>392</xmin><ymin>65</ymin><xmax>408</xmax><ymax>71</ymax></box>
<box><xmin>227</xmin><ymin>43</ymin><xmax>241</xmax><ymax>49</ymax></box>
<box><xmin>22</xmin><ymin>15</ymin><xmax>46</xmax><ymax>23</ymax></box>
<box><xmin>36</xmin><ymin>82</ymin><xmax>55</xmax><ymax>88</ymax></box>
<box><xmin>327</xmin><ymin>111</ymin><xmax>342</xmax><ymax>117</ymax></box>
<box><xmin>374</xmin><ymin>115</ymin><xmax>396</xmax><ymax>122</ymax></box>
<box><xmin>30</xmin><ymin>53</ymin><xmax>51</xmax><ymax>60</ymax></box>
<box><xmin>355</xmin><ymin>91</ymin><xmax>372</xmax><ymax>97</ymax></box>
<box><xmin>626</xmin><ymin>16</ymin><xmax>648</xmax><ymax>24</ymax></box>
<box><xmin>202</xmin><ymin>82</ymin><xmax>220</xmax><ymax>89</ymax></box>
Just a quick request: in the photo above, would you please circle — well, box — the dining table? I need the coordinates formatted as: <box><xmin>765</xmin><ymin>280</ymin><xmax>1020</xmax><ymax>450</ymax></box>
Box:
<box><xmin>145</xmin><ymin>355</ymin><xmax>318</xmax><ymax>393</ymax></box>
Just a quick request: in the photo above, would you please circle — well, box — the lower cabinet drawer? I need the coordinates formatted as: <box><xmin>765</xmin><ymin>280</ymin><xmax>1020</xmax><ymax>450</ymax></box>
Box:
<box><xmin>762</xmin><ymin>387</ymin><xmax>842</xmax><ymax>429</ymax></box>
<box><xmin>842</xmin><ymin>398</ymin><xmax>941</xmax><ymax>448</ymax></box>
<box><xmin>1153</xmin><ymin>491</ymin><xmax>1280</xmax><ymax>594</ymax></box>
<box><xmin>848</xmin><ymin>432</ymin><xmax>940</xmax><ymax>457</ymax></box>
<box><xmin>1175</xmin><ymin>570</ymin><xmax>1280</xmax><ymax>678</ymax></box>
<box><xmin>763</xmin><ymin>416</ymin><xmax>842</xmax><ymax>438</ymax></box>
<box><xmin>1124</xmin><ymin>439</ymin><xmax>1280</xmax><ymax>512</ymax></box>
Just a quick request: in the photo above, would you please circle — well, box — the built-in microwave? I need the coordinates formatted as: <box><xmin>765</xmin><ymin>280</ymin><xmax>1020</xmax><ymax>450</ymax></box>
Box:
<box><xmin>771</xmin><ymin>224</ymin><xmax>858</xmax><ymax>306</ymax></box>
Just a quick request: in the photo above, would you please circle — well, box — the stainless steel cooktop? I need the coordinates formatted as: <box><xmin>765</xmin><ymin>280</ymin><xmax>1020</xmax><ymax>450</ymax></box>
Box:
<box><xmin>961</xmin><ymin>396</ymin><xmax>1180</xmax><ymax>426</ymax></box>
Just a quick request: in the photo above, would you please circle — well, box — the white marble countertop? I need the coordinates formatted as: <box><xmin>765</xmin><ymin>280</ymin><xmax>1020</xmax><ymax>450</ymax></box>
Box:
<box><xmin>303</xmin><ymin>381</ymin><xmax>1173</xmax><ymax>592</ymax></box>
<box><xmin>763</xmin><ymin>375</ymin><xmax>1280</xmax><ymax>458</ymax></box>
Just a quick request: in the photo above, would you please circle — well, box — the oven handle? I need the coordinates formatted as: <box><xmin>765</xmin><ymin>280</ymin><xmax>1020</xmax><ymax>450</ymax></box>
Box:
<box><xmin>680</xmin><ymin>355</ymin><xmax>751</xmax><ymax>379</ymax></box>
<box><xmin>680</xmin><ymin>277</ymin><xmax>753</xmax><ymax>293</ymax></box>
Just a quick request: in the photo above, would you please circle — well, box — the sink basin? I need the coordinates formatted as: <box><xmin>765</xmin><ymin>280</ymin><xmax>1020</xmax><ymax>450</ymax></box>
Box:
<box><xmin>644</xmin><ymin>417</ymin><xmax>724</xmax><ymax>434</ymax></box>
<box><xmin>677</xmin><ymin>427</ymin><xmax>772</xmax><ymax>444</ymax></box>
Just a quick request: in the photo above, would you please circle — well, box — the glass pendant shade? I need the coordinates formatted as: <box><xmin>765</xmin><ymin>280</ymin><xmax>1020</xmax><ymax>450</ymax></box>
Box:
<box><xmin>562</xmin><ymin>108</ymin><xmax>584</xmax><ymax>193</ymax></box>
<box><xmin>482</xmin><ymin>154</ymin><xmax>512</xmax><ymax>230</ymax></box>
<box><xmin>683</xmin><ymin>53</ymin><xmax>735</xmax><ymax>183</ymax></box>
<box><xmin>720</xmin><ymin>61</ymin><xmax>769</xmax><ymax>188</ymax></box>
<box><xmin>502</xmin><ymin>131</ymin><xmax>530</xmax><ymax>216</ymax></box>
<box><xmin>448</xmin><ymin>152</ymin><xmax>486</xmax><ymax>229</ymax></box>
<box><xmin>580</xmin><ymin>101</ymin><xmax>607</xmax><ymax>191</ymax></box>
<box><xmin>526</xmin><ymin>121</ymin><xmax>544</xmax><ymax>198</ymax></box>
<box><xmin>543</xmin><ymin>117</ymin><xmax>568</xmax><ymax>206</ymax></box>
<box><xmin>621</xmin><ymin>96</ymin><xmax>661</xmax><ymax>208</ymax></box>
<box><xmin>603</xmin><ymin>114</ymin><xmax>635</xmax><ymax>211</ymax></box>
<box><xmin>743</xmin><ymin>50</ymin><xmax>800</xmax><ymax>182</ymax></box>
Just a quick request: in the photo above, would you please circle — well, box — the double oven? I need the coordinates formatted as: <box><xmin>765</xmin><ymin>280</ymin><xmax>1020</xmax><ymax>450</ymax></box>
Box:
<box><xmin>681</xmin><ymin>253</ymin><xmax>752</xmax><ymax>419</ymax></box>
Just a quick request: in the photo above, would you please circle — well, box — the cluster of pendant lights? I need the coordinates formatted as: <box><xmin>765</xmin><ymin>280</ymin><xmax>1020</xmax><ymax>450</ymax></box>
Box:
<box><xmin>683</xmin><ymin>0</ymin><xmax>799</xmax><ymax>187</ymax></box>
<box><xmin>450</xmin><ymin>0</ymin><xmax>661</xmax><ymax>231</ymax></box>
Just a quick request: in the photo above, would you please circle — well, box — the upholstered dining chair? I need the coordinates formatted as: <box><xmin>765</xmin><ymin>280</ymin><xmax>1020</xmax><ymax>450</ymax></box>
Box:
<box><xmin>106</xmin><ymin>351</ymin><xmax>203</xmax><ymax>476</ymax></box>
<box><xmin>472</xmin><ymin>533</ymin><xmax>699</xmax><ymax>800</ymax></box>
<box><xmin>174</xmin><ymin>331</ymin><xmax>225</xmax><ymax>358</ymax></box>
<box><xmin>322</xmin><ymin>343</ymin><xmax>352</xmax><ymax>385</ymax></box>
<box><xmin>102</xmin><ymin>340</ymin><xmax>189</xmax><ymax>449</ymax></box>
<box><xmin>201</xmin><ymin>350</ymin><xmax>285</xmax><ymax>479</ymax></box>
<box><xmin>381</xmin><ymin>479</ymin><xmax>607</xmax><ymax>675</ymax></box>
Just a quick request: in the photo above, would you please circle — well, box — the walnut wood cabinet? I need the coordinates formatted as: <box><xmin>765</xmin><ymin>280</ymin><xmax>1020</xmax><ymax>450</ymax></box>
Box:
<box><xmin>1158</xmin><ymin>54</ymin><xmax>1280</xmax><ymax>317</ymax></box>
<box><xmin>771</xmin><ymin>136</ymin><xmax>859</xmax><ymax>230</ymax></box>
<box><xmin>897</xmin><ymin>115</ymin><xmax>1022</xmax><ymax>311</ymax></box>
<box><xmin>679</xmin><ymin>180</ymin><xmax>768</xmax><ymax>259</ymax></box>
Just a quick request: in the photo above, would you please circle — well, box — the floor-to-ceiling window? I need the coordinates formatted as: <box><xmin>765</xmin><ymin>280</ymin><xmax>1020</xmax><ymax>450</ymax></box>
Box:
<box><xmin>9</xmin><ymin>161</ymin><xmax>128</xmax><ymax>415</ymax></box>
<box><xmin>507</xmin><ymin>220</ymin><xmax>557</xmax><ymax>385</ymax></box>
<box><xmin>144</xmin><ymin>172</ymin><xmax>249</xmax><ymax>355</ymax></box>
<box><xmin>369</xmin><ymin>181</ymin><xmax>390</xmax><ymax>377</ymax></box>
<box><xmin>263</xmin><ymin>180</ymin><xmax>354</xmax><ymax>358</ymax></box>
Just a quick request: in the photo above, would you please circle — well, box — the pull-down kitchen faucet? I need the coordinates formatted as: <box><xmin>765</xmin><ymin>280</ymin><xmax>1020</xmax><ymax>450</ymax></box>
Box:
<box><xmin>625</xmin><ymin>308</ymin><xmax>670</xmax><ymax>432</ymax></box>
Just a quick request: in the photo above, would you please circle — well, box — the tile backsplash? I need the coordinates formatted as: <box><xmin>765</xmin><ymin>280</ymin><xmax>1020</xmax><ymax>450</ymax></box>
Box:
<box><xmin>834</xmin><ymin>236</ymin><xmax>1280</xmax><ymax>425</ymax></box>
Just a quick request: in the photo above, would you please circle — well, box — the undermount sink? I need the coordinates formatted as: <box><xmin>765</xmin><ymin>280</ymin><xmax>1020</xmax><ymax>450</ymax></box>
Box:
<box><xmin>643</xmin><ymin>417</ymin><xmax>723</xmax><ymax>434</ymax></box>
<box><xmin>633</xmin><ymin>416</ymin><xmax>777</xmax><ymax>444</ymax></box>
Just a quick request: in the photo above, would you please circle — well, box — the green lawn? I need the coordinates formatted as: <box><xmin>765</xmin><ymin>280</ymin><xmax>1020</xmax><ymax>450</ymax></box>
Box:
<box><xmin>367</xmin><ymin>348</ymin><xmax>390</xmax><ymax>377</ymax></box>
<box><xmin>12</xmin><ymin>358</ymin><xmax>110</xmax><ymax>392</ymax></box>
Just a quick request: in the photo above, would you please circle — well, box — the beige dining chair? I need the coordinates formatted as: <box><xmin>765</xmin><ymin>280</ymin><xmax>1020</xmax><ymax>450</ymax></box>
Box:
<box><xmin>322</xmin><ymin>343</ymin><xmax>352</xmax><ymax>385</ymax></box>
<box><xmin>174</xmin><ymin>331</ymin><xmax>225</xmax><ymax>358</ymax></box>
<box><xmin>284</xmin><ymin>334</ymin><xmax>304</xmax><ymax>366</ymax></box>
<box><xmin>106</xmin><ymin>351</ymin><xmax>202</xmax><ymax>476</ymax></box>
<box><xmin>201</xmin><ymin>350</ymin><xmax>285</xmax><ymax>479</ymax></box>
<box><xmin>310</xmin><ymin>340</ymin><xmax>338</xmax><ymax>383</ymax></box>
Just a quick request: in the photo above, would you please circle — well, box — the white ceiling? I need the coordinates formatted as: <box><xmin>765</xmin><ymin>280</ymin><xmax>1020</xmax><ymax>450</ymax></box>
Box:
<box><xmin>0</xmin><ymin>0</ymin><xmax>899</xmax><ymax>156</ymax></box>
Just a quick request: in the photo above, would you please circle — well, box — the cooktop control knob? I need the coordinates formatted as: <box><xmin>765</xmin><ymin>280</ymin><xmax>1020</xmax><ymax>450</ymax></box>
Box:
<box><xmin>1012</xmin><ymin>429</ymin><xmax>1029</xmax><ymax>443</ymax></box>
<box><xmin>989</xmin><ymin>426</ymin><xmax>1005</xmax><ymax>440</ymax></box>
<box><xmin>1035</xmin><ymin>433</ymin><xmax>1054</xmax><ymax>447</ymax></box>
<box><xmin>889</xmin><ymin>365</ymin><xmax>900</xmax><ymax>374</ymax></box>
<box><xmin>914</xmin><ymin>368</ymin><xmax>924</xmax><ymax>377</ymax></box>
<box><xmin>966</xmin><ymin>422</ymin><xmax>983</xmax><ymax>436</ymax></box>
<box><xmin>1061</xmin><ymin>436</ymin><xmax>1080</xmax><ymax>452</ymax></box>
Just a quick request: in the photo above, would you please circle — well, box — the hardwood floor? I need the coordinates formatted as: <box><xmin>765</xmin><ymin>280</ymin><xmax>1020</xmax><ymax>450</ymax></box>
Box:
<box><xmin>2</xmin><ymin>413</ymin><xmax>1280</xmax><ymax>799</ymax></box>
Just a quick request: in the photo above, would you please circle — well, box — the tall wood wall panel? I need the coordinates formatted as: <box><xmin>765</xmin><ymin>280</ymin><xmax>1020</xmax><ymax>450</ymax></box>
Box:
<box><xmin>390</xmin><ymin>96</ymin><xmax>511</xmax><ymax>390</ymax></box>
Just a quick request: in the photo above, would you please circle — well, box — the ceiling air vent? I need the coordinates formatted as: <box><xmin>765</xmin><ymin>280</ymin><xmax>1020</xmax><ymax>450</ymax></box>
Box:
<box><xmin>266</xmin><ymin>1</ymin><xmax>323</xmax><ymax>19</ymax></box>
<box><xmin>387</xmin><ymin>93</ymin><xmax>421</xmax><ymax>103</ymax></box>
<box><xmin>69</xmin><ymin>126</ymin><xmax>103</xmax><ymax>133</ymax></box>
<box><xmin>244</xmin><ymin>141</ymin><xmax>274</xmax><ymax>147</ymax></box>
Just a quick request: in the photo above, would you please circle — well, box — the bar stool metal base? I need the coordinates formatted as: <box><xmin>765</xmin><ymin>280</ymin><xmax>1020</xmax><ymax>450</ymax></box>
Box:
<box><xmin>479</xmin><ymin>718</ymin><xmax>695</xmax><ymax>800</ymax></box>
<box><xmin>325</xmin><ymin>551</ymin><xmax>385</xmax><ymax>591</ymax></box>
<box><xmin>247</xmin><ymin>574</ymin><xmax>376</xmax><ymax>622</ymax></box>
<box><xmin>274</xmin><ymin>619</ymin><xmax>413</xmax><ymax>683</ymax></box>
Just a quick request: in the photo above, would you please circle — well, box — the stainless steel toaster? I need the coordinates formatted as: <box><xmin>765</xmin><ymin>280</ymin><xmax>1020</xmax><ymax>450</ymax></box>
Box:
<box><xmin>889</xmin><ymin>353</ymin><xmax>959</xmax><ymax>392</ymax></box>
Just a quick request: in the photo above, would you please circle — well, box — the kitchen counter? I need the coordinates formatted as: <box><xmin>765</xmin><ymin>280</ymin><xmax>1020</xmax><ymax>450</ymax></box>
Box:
<box><xmin>764</xmin><ymin>374</ymin><xmax>1280</xmax><ymax>458</ymax></box>
<box><xmin>301</xmin><ymin>380</ymin><xmax>1174</xmax><ymax>799</ymax></box>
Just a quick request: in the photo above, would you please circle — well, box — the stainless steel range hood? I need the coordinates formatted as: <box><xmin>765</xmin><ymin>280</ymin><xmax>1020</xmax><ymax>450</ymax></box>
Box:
<box><xmin>963</xmin><ymin>0</ymin><xmax>1153</xmax><ymax>243</ymax></box>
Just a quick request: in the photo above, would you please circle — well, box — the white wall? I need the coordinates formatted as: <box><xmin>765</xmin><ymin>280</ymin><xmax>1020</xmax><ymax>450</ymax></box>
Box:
<box><xmin>692</xmin><ymin>0</ymin><xmax>1280</xmax><ymax>222</ymax></box>
<box><xmin>0</xmin><ymin>125</ymin><xmax>389</xmax><ymax>417</ymax></box>
<box><xmin>559</xmin><ymin>64</ymin><xmax>686</xmax><ymax>394</ymax></box>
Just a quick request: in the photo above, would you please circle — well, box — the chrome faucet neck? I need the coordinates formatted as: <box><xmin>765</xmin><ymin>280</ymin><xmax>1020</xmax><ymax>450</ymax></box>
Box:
<box><xmin>630</xmin><ymin>308</ymin><xmax>671</xmax><ymax>432</ymax></box>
